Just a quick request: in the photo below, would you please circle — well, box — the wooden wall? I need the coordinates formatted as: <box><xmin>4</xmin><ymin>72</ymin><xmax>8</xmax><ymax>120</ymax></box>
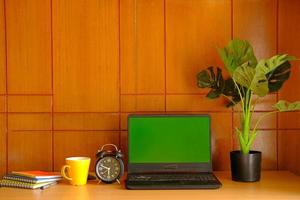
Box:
<box><xmin>0</xmin><ymin>0</ymin><xmax>299</xmax><ymax>176</ymax></box>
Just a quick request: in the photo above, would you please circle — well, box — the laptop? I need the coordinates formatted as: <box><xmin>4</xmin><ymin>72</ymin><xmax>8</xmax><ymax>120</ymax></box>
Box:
<box><xmin>125</xmin><ymin>114</ymin><xmax>222</xmax><ymax>189</ymax></box>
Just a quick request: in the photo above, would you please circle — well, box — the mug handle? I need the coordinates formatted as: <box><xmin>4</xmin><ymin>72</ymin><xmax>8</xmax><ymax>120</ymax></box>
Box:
<box><xmin>61</xmin><ymin>165</ymin><xmax>72</xmax><ymax>181</ymax></box>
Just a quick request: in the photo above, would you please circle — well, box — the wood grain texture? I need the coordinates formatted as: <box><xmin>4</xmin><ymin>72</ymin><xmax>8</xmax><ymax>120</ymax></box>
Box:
<box><xmin>278</xmin><ymin>0</ymin><xmax>300</xmax><ymax>141</ymax></box>
<box><xmin>0</xmin><ymin>0</ymin><xmax>5</xmax><ymax>94</ymax></box>
<box><xmin>166</xmin><ymin>95</ymin><xmax>230</xmax><ymax>112</ymax></box>
<box><xmin>121</xmin><ymin>95</ymin><xmax>165</xmax><ymax>112</ymax></box>
<box><xmin>233</xmin><ymin>130</ymin><xmax>277</xmax><ymax>170</ymax></box>
<box><xmin>233</xmin><ymin>0</ymin><xmax>277</xmax><ymax>59</ymax></box>
<box><xmin>0</xmin><ymin>114</ymin><xmax>6</xmax><ymax>176</ymax></box>
<box><xmin>0</xmin><ymin>95</ymin><xmax>5</xmax><ymax>112</ymax></box>
<box><xmin>278</xmin><ymin>130</ymin><xmax>300</xmax><ymax>175</ymax></box>
<box><xmin>120</xmin><ymin>0</ymin><xmax>165</xmax><ymax>94</ymax></box>
<box><xmin>8</xmin><ymin>96</ymin><xmax>52</xmax><ymax>112</ymax></box>
<box><xmin>209</xmin><ymin>113</ymin><xmax>232</xmax><ymax>170</ymax></box>
<box><xmin>53</xmin><ymin>131</ymin><xmax>119</xmax><ymax>171</ymax></box>
<box><xmin>5</xmin><ymin>0</ymin><xmax>52</xmax><ymax>94</ymax></box>
<box><xmin>277</xmin><ymin>1</ymin><xmax>300</xmax><ymax>176</ymax></box>
<box><xmin>0</xmin><ymin>0</ymin><xmax>5</xmax><ymax>176</ymax></box>
<box><xmin>54</xmin><ymin>113</ymin><xmax>119</xmax><ymax>130</ymax></box>
<box><xmin>53</xmin><ymin>0</ymin><xmax>119</xmax><ymax>112</ymax></box>
<box><xmin>278</xmin><ymin>0</ymin><xmax>300</xmax><ymax>102</ymax></box>
<box><xmin>278</xmin><ymin>112</ymin><xmax>300</xmax><ymax>129</ymax></box>
<box><xmin>8</xmin><ymin>131</ymin><xmax>52</xmax><ymax>171</ymax></box>
<box><xmin>166</xmin><ymin>0</ymin><xmax>231</xmax><ymax>94</ymax></box>
<box><xmin>8</xmin><ymin>114</ymin><xmax>52</xmax><ymax>131</ymax></box>
<box><xmin>121</xmin><ymin>113</ymin><xmax>130</xmax><ymax>130</ymax></box>
<box><xmin>120</xmin><ymin>131</ymin><xmax>128</xmax><ymax>170</ymax></box>
<box><xmin>1</xmin><ymin>0</ymin><xmax>299</xmax><ymax>175</ymax></box>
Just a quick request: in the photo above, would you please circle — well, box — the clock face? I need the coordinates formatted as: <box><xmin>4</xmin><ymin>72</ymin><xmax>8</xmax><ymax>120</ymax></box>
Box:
<box><xmin>96</xmin><ymin>157</ymin><xmax>121</xmax><ymax>182</ymax></box>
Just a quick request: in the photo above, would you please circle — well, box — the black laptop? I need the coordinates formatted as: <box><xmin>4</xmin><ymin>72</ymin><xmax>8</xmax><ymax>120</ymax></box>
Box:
<box><xmin>125</xmin><ymin>114</ymin><xmax>222</xmax><ymax>189</ymax></box>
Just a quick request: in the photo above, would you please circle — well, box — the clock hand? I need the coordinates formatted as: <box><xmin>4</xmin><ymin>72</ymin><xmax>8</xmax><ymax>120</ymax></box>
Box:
<box><xmin>100</xmin><ymin>164</ymin><xmax>109</xmax><ymax>170</ymax></box>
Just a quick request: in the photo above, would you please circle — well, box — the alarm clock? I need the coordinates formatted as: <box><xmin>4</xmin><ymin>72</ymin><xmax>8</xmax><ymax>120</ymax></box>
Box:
<box><xmin>95</xmin><ymin>144</ymin><xmax>124</xmax><ymax>184</ymax></box>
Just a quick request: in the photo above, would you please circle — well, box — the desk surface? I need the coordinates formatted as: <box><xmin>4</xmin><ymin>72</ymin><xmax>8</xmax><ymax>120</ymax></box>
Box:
<box><xmin>1</xmin><ymin>171</ymin><xmax>300</xmax><ymax>200</ymax></box>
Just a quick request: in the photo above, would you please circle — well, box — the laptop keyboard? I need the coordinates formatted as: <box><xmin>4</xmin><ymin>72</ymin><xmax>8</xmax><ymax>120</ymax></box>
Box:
<box><xmin>127</xmin><ymin>173</ymin><xmax>218</xmax><ymax>182</ymax></box>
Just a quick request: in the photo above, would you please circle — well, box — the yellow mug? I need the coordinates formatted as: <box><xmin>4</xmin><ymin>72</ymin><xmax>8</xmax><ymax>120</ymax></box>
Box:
<box><xmin>61</xmin><ymin>157</ymin><xmax>91</xmax><ymax>186</ymax></box>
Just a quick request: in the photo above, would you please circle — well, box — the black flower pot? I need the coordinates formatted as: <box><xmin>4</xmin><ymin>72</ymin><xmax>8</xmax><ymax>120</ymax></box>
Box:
<box><xmin>230</xmin><ymin>150</ymin><xmax>261</xmax><ymax>182</ymax></box>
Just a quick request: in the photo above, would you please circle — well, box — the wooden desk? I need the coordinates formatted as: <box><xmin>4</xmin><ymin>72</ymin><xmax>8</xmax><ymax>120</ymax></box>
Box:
<box><xmin>1</xmin><ymin>171</ymin><xmax>300</xmax><ymax>200</ymax></box>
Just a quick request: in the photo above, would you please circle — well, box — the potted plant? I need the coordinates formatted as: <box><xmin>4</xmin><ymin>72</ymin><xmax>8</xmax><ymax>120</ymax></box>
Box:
<box><xmin>197</xmin><ymin>39</ymin><xmax>300</xmax><ymax>182</ymax></box>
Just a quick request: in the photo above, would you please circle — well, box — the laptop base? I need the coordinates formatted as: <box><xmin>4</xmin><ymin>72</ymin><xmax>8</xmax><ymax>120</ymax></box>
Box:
<box><xmin>126</xmin><ymin>173</ymin><xmax>222</xmax><ymax>190</ymax></box>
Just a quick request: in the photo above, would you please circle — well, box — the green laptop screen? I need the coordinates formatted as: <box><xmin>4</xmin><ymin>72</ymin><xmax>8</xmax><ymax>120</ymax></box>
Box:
<box><xmin>128</xmin><ymin>115</ymin><xmax>211</xmax><ymax>163</ymax></box>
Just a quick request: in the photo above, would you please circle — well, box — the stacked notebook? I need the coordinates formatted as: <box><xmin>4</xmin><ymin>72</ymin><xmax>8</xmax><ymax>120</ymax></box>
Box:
<box><xmin>0</xmin><ymin>171</ymin><xmax>62</xmax><ymax>189</ymax></box>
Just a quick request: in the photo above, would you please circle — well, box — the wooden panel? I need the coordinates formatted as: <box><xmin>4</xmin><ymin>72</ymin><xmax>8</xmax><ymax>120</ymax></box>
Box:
<box><xmin>54</xmin><ymin>113</ymin><xmax>119</xmax><ymax>130</ymax></box>
<box><xmin>6</xmin><ymin>0</ymin><xmax>51</xmax><ymax>94</ymax></box>
<box><xmin>53</xmin><ymin>0</ymin><xmax>119</xmax><ymax>112</ymax></box>
<box><xmin>120</xmin><ymin>0</ymin><xmax>165</xmax><ymax>94</ymax></box>
<box><xmin>278</xmin><ymin>112</ymin><xmax>300</xmax><ymax>129</ymax></box>
<box><xmin>210</xmin><ymin>113</ymin><xmax>232</xmax><ymax>170</ymax></box>
<box><xmin>1</xmin><ymin>0</ymin><xmax>7</xmax><ymax>177</ymax></box>
<box><xmin>121</xmin><ymin>113</ymin><xmax>129</xmax><ymax>130</ymax></box>
<box><xmin>166</xmin><ymin>95</ymin><xmax>230</xmax><ymax>112</ymax></box>
<box><xmin>8</xmin><ymin>114</ymin><xmax>52</xmax><ymax>130</ymax></box>
<box><xmin>121</xmin><ymin>95</ymin><xmax>165</xmax><ymax>112</ymax></box>
<box><xmin>0</xmin><ymin>114</ymin><xmax>6</xmax><ymax>176</ymax></box>
<box><xmin>234</xmin><ymin>112</ymin><xmax>277</xmax><ymax>130</ymax></box>
<box><xmin>233</xmin><ymin>130</ymin><xmax>277</xmax><ymax>170</ymax></box>
<box><xmin>278</xmin><ymin>62</ymin><xmax>300</xmax><ymax>102</ymax></box>
<box><xmin>278</xmin><ymin>0</ymin><xmax>300</xmax><ymax>134</ymax></box>
<box><xmin>233</xmin><ymin>0</ymin><xmax>277</xmax><ymax>59</ymax></box>
<box><xmin>0</xmin><ymin>0</ymin><xmax>5</xmax><ymax>94</ymax></box>
<box><xmin>8</xmin><ymin>131</ymin><xmax>52</xmax><ymax>171</ymax></box>
<box><xmin>0</xmin><ymin>95</ymin><xmax>5</xmax><ymax>112</ymax></box>
<box><xmin>278</xmin><ymin>0</ymin><xmax>300</xmax><ymax>102</ymax></box>
<box><xmin>120</xmin><ymin>131</ymin><xmax>128</xmax><ymax>170</ymax></box>
<box><xmin>278</xmin><ymin>130</ymin><xmax>300</xmax><ymax>175</ymax></box>
<box><xmin>166</xmin><ymin>0</ymin><xmax>231</xmax><ymax>94</ymax></box>
<box><xmin>8</xmin><ymin>96</ymin><xmax>52</xmax><ymax>112</ymax></box>
<box><xmin>53</xmin><ymin>131</ymin><xmax>119</xmax><ymax>171</ymax></box>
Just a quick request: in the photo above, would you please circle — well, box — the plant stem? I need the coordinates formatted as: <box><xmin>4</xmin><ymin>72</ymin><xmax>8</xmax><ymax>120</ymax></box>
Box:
<box><xmin>232</xmin><ymin>78</ymin><xmax>245</xmax><ymax>118</ymax></box>
<box><xmin>241</xmin><ymin>90</ymin><xmax>253</xmax><ymax>154</ymax></box>
<box><xmin>251</xmin><ymin>95</ymin><xmax>260</xmax><ymax>113</ymax></box>
<box><xmin>252</xmin><ymin>110</ymin><xmax>279</xmax><ymax>134</ymax></box>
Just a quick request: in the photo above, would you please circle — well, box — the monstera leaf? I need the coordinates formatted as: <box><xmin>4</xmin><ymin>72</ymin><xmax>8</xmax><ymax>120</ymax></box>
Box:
<box><xmin>267</xmin><ymin>61</ymin><xmax>291</xmax><ymax>92</ymax></box>
<box><xmin>273</xmin><ymin>100</ymin><xmax>300</xmax><ymax>112</ymax></box>
<box><xmin>197</xmin><ymin>67</ymin><xmax>224</xmax><ymax>99</ymax></box>
<box><xmin>256</xmin><ymin>54</ymin><xmax>295</xmax><ymax>74</ymax></box>
<box><xmin>256</xmin><ymin>55</ymin><xmax>294</xmax><ymax>93</ymax></box>
<box><xmin>218</xmin><ymin>39</ymin><xmax>257</xmax><ymax>74</ymax></box>
<box><xmin>233</xmin><ymin>64</ymin><xmax>269</xmax><ymax>97</ymax></box>
<box><xmin>197</xmin><ymin>67</ymin><xmax>242</xmax><ymax>106</ymax></box>
<box><xmin>232</xmin><ymin>54</ymin><xmax>295</xmax><ymax>97</ymax></box>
